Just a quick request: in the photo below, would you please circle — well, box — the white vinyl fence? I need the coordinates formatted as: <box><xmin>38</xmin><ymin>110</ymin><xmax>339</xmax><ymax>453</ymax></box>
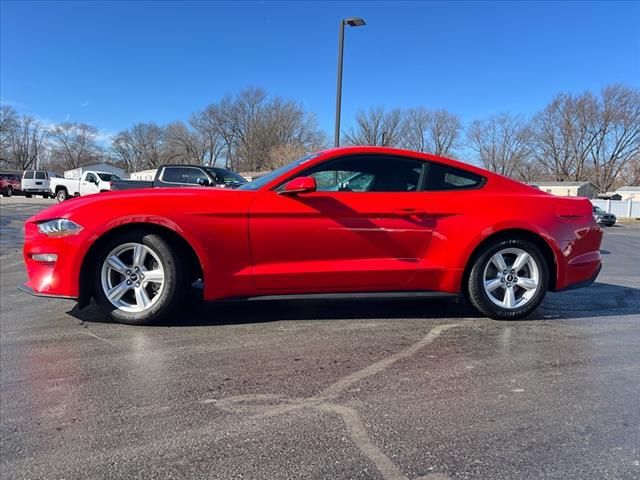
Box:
<box><xmin>591</xmin><ymin>199</ymin><xmax>640</xmax><ymax>218</ymax></box>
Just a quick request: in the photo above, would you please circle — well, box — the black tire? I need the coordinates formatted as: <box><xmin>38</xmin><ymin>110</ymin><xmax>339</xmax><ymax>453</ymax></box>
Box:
<box><xmin>5</xmin><ymin>186</ymin><xmax>13</xmax><ymax>197</ymax></box>
<box><xmin>56</xmin><ymin>188</ymin><xmax>68</xmax><ymax>202</ymax></box>
<box><xmin>93</xmin><ymin>230</ymin><xmax>186</xmax><ymax>325</ymax></box>
<box><xmin>467</xmin><ymin>238</ymin><xmax>549</xmax><ymax>320</ymax></box>
<box><xmin>25</xmin><ymin>193</ymin><xmax>32</xmax><ymax>198</ymax></box>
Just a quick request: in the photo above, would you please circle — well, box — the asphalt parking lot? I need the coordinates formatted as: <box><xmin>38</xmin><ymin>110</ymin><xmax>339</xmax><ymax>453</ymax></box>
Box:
<box><xmin>1</xmin><ymin>198</ymin><xmax>639</xmax><ymax>480</ymax></box>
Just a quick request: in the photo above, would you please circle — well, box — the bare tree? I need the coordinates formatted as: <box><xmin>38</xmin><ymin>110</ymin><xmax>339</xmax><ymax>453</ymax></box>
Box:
<box><xmin>467</xmin><ymin>113</ymin><xmax>532</xmax><ymax>179</ymax></box>
<box><xmin>402</xmin><ymin>107</ymin><xmax>461</xmax><ymax>156</ymax></box>
<box><xmin>588</xmin><ymin>85</ymin><xmax>640</xmax><ymax>192</ymax></box>
<box><xmin>189</xmin><ymin>111</ymin><xmax>226</xmax><ymax>166</ymax></box>
<box><xmin>0</xmin><ymin>105</ymin><xmax>18</xmax><ymax>165</ymax></box>
<box><xmin>111</xmin><ymin>130</ymin><xmax>142</xmax><ymax>172</ymax></box>
<box><xmin>49</xmin><ymin>122</ymin><xmax>101</xmax><ymax>170</ymax></box>
<box><xmin>111</xmin><ymin>123</ymin><xmax>170</xmax><ymax>170</ymax></box>
<box><xmin>6</xmin><ymin>115</ymin><xmax>46</xmax><ymax>170</ymax></box>
<box><xmin>196</xmin><ymin>88</ymin><xmax>325</xmax><ymax>172</ymax></box>
<box><xmin>531</xmin><ymin>92</ymin><xmax>600</xmax><ymax>182</ymax></box>
<box><xmin>621</xmin><ymin>155</ymin><xmax>640</xmax><ymax>186</ymax></box>
<box><xmin>343</xmin><ymin>107</ymin><xmax>405</xmax><ymax>147</ymax></box>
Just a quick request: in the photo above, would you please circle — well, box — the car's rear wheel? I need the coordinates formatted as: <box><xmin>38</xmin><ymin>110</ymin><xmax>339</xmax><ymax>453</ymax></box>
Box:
<box><xmin>5</xmin><ymin>186</ymin><xmax>13</xmax><ymax>197</ymax></box>
<box><xmin>56</xmin><ymin>188</ymin><xmax>68</xmax><ymax>202</ymax></box>
<box><xmin>467</xmin><ymin>239</ymin><xmax>549</xmax><ymax>320</ymax></box>
<box><xmin>93</xmin><ymin>231</ymin><xmax>186</xmax><ymax>325</ymax></box>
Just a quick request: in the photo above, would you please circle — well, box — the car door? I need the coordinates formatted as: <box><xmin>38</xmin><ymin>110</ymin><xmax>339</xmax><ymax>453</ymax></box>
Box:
<box><xmin>159</xmin><ymin>166</ymin><xmax>210</xmax><ymax>186</ymax></box>
<box><xmin>248</xmin><ymin>154</ymin><xmax>437</xmax><ymax>291</ymax></box>
<box><xmin>80</xmin><ymin>173</ymin><xmax>100</xmax><ymax>195</ymax></box>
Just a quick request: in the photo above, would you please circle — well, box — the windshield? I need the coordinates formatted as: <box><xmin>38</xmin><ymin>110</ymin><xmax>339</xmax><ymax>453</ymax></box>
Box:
<box><xmin>204</xmin><ymin>168</ymin><xmax>247</xmax><ymax>185</ymax></box>
<box><xmin>238</xmin><ymin>153</ymin><xmax>319</xmax><ymax>191</ymax></box>
<box><xmin>97</xmin><ymin>173</ymin><xmax>121</xmax><ymax>181</ymax></box>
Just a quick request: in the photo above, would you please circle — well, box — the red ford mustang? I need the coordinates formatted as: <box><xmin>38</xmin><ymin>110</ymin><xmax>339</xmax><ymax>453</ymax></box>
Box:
<box><xmin>20</xmin><ymin>147</ymin><xmax>603</xmax><ymax>325</ymax></box>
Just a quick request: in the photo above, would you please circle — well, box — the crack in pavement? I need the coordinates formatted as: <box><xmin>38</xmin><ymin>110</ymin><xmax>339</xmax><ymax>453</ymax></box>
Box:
<box><xmin>204</xmin><ymin>323</ymin><xmax>461</xmax><ymax>480</ymax></box>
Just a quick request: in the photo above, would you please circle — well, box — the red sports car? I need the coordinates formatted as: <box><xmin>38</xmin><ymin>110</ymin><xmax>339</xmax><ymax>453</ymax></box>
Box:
<box><xmin>20</xmin><ymin>147</ymin><xmax>603</xmax><ymax>324</ymax></box>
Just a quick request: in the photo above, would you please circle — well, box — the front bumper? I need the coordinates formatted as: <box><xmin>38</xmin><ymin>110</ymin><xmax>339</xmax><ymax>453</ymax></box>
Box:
<box><xmin>22</xmin><ymin>221</ymin><xmax>93</xmax><ymax>299</ymax></box>
<box><xmin>18</xmin><ymin>284</ymin><xmax>77</xmax><ymax>300</ymax></box>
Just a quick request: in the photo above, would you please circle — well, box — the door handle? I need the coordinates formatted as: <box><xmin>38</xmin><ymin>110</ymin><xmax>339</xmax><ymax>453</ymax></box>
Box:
<box><xmin>393</xmin><ymin>208</ymin><xmax>429</xmax><ymax>217</ymax></box>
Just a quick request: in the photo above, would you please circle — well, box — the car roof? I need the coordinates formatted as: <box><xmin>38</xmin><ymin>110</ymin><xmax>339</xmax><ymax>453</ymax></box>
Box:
<box><xmin>317</xmin><ymin>146</ymin><xmax>495</xmax><ymax>178</ymax></box>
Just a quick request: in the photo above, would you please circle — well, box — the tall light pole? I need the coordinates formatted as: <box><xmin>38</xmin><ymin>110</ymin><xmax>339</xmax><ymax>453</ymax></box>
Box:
<box><xmin>335</xmin><ymin>17</ymin><xmax>366</xmax><ymax>147</ymax></box>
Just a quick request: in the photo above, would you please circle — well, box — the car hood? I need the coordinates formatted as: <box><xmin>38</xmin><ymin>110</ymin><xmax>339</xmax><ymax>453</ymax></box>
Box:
<box><xmin>30</xmin><ymin>187</ymin><xmax>253</xmax><ymax>222</ymax></box>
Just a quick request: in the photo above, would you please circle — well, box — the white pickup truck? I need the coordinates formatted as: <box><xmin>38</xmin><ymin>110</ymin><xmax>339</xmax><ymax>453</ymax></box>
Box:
<box><xmin>50</xmin><ymin>171</ymin><xmax>122</xmax><ymax>202</ymax></box>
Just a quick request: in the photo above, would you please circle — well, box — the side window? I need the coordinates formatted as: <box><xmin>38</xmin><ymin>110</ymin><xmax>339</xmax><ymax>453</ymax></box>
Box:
<box><xmin>184</xmin><ymin>167</ymin><xmax>207</xmax><ymax>184</ymax></box>
<box><xmin>162</xmin><ymin>167</ymin><xmax>189</xmax><ymax>183</ymax></box>
<box><xmin>300</xmin><ymin>155</ymin><xmax>424</xmax><ymax>192</ymax></box>
<box><xmin>423</xmin><ymin>163</ymin><xmax>484</xmax><ymax>191</ymax></box>
<box><xmin>85</xmin><ymin>173</ymin><xmax>97</xmax><ymax>183</ymax></box>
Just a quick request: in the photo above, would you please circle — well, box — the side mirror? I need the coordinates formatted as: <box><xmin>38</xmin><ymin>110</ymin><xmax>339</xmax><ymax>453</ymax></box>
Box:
<box><xmin>196</xmin><ymin>177</ymin><xmax>211</xmax><ymax>186</ymax></box>
<box><xmin>280</xmin><ymin>176</ymin><xmax>317</xmax><ymax>195</ymax></box>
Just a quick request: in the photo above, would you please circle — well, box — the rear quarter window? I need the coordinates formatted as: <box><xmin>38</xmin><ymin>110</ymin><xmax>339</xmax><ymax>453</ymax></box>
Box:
<box><xmin>423</xmin><ymin>163</ymin><xmax>485</xmax><ymax>191</ymax></box>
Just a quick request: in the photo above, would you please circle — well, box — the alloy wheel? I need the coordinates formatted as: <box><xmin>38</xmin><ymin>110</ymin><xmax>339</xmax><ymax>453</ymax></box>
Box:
<box><xmin>482</xmin><ymin>247</ymin><xmax>540</xmax><ymax>310</ymax></box>
<box><xmin>100</xmin><ymin>242</ymin><xmax>165</xmax><ymax>313</ymax></box>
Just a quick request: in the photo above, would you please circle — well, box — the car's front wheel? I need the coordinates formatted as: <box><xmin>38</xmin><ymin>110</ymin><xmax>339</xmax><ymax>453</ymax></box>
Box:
<box><xmin>93</xmin><ymin>231</ymin><xmax>186</xmax><ymax>325</ymax></box>
<box><xmin>467</xmin><ymin>238</ymin><xmax>549</xmax><ymax>320</ymax></box>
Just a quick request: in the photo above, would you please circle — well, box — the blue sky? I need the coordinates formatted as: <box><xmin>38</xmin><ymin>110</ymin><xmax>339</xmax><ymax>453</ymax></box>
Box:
<box><xmin>1</xmin><ymin>0</ymin><xmax>639</xmax><ymax>140</ymax></box>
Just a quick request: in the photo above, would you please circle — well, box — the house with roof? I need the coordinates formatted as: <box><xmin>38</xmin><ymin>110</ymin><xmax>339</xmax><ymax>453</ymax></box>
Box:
<box><xmin>615</xmin><ymin>186</ymin><xmax>640</xmax><ymax>201</ymax></box>
<box><xmin>528</xmin><ymin>181</ymin><xmax>599</xmax><ymax>199</ymax></box>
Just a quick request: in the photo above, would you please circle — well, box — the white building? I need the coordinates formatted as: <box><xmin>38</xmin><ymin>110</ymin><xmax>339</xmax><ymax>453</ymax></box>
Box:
<box><xmin>528</xmin><ymin>181</ymin><xmax>599</xmax><ymax>199</ymax></box>
<box><xmin>64</xmin><ymin>163</ymin><xmax>126</xmax><ymax>180</ymax></box>
<box><xmin>615</xmin><ymin>186</ymin><xmax>640</xmax><ymax>201</ymax></box>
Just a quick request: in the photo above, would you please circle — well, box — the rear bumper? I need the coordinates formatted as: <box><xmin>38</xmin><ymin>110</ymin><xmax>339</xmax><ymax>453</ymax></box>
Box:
<box><xmin>23</xmin><ymin>189</ymin><xmax>50</xmax><ymax>194</ymax></box>
<box><xmin>554</xmin><ymin>224</ymin><xmax>603</xmax><ymax>291</ymax></box>
<box><xmin>556</xmin><ymin>262</ymin><xmax>601</xmax><ymax>291</ymax></box>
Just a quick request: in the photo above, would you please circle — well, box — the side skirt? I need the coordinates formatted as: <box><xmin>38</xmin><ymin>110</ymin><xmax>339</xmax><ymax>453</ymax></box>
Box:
<box><xmin>224</xmin><ymin>291</ymin><xmax>459</xmax><ymax>302</ymax></box>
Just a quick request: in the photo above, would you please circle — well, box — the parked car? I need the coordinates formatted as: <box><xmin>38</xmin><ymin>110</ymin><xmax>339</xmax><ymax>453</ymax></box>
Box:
<box><xmin>111</xmin><ymin>165</ymin><xmax>247</xmax><ymax>191</ymax></box>
<box><xmin>592</xmin><ymin>205</ymin><xmax>617</xmax><ymax>226</ymax></box>
<box><xmin>0</xmin><ymin>172</ymin><xmax>23</xmax><ymax>197</ymax></box>
<box><xmin>50</xmin><ymin>171</ymin><xmax>121</xmax><ymax>202</ymax></box>
<box><xmin>20</xmin><ymin>146</ymin><xmax>603</xmax><ymax>325</ymax></box>
<box><xmin>21</xmin><ymin>171</ymin><xmax>61</xmax><ymax>198</ymax></box>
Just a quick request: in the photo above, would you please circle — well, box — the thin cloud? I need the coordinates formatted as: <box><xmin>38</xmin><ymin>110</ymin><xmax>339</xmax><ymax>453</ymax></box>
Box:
<box><xmin>0</xmin><ymin>97</ymin><xmax>26</xmax><ymax>108</ymax></box>
<box><xmin>81</xmin><ymin>101</ymin><xmax>90</xmax><ymax>108</ymax></box>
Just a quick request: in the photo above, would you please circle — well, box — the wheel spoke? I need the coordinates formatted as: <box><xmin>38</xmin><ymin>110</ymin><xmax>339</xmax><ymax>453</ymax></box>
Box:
<box><xmin>491</xmin><ymin>253</ymin><xmax>508</xmax><ymax>272</ymax></box>
<box><xmin>517</xmin><ymin>277</ymin><xmax>538</xmax><ymax>290</ymax></box>
<box><xmin>484</xmin><ymin>278</ymin><xmax>503</xmax><ymax>292</ymax></box>
<box><xmin>512</xmin><ymin>252</ymin><xmax>530</xmax><ymax>272</ymax></box>
<box><xmin>106</xmin><ymin>255</ymin><xmax>128</xmax><ymax>274</ymax></box>
<box><xmin>132</xmin><ymin>244</ymin><xmax>146</xmax><ymax>268</ymax></box>
<box><xmin>107</xmin><ymin>281</ymin><xmax>130</xmax><ymax>302</ymax></box>
<box><xmin>142</xmin><ymin>269</ymin><xmax>163</xmax><ymax>283</ymax></box>
<box><xmin>502</xmin><ymin>286</ymin><xmax>516</xmax><ymax>308</ymax></box>
<box><xmin>134</xmin><ymin>286</ymin><xmax>151</xmax><ymax>309</ymax></box>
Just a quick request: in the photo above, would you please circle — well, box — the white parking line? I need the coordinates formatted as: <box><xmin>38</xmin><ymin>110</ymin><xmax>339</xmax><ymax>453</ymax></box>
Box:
<box><xmin>207</xmin><ymin>323</ymin><xmax>461</xmax><ymax>480</ymax></box>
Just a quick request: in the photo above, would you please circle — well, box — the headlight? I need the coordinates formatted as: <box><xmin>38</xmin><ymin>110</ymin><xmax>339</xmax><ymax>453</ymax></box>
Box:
<box><xmin>37</xmin><ymin>218</ymin><xmax>83</xmax><ymax>237</ymax></box>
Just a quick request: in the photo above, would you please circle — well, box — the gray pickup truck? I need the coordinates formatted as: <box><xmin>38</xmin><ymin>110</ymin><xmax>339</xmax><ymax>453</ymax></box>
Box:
<box><xmin>112</xmin><ymin>165</ymin><xmax>247</xmax><ymax>191</ymax></box>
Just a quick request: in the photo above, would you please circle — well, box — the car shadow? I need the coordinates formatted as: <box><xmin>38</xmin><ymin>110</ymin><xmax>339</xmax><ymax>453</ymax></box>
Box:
<box><xmin>67</xmin><ymin>282</ymin><xmax>640</xmax><ymax>327</ymax></box>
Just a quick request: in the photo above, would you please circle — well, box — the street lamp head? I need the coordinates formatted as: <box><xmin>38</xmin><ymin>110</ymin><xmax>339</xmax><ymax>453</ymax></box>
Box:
<box><xmin>344</xmin><ymin>17</ymin><xmax>366</xmax><ymax>27</ymax></box>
